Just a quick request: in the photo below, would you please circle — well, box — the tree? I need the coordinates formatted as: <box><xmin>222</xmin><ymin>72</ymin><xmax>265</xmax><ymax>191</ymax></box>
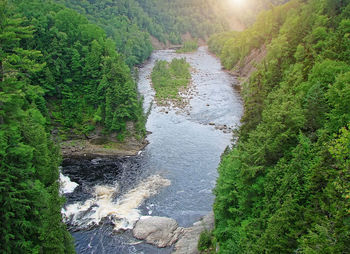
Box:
<box><xmin>0</xmin><ymin>2</ymin><xmax>74</xmax><ymax>252</ymax></box>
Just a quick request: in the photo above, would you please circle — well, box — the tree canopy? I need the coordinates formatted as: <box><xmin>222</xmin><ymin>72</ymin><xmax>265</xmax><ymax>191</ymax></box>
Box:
<box><xmin>0</xmin><ymin>1</ymin><xmax>74</xmax><ymax>252</ymax></box>
<box><xmin>210</xmin><ymin>0</ymin><xmax>350</xmax><ymax>252</ymax></box>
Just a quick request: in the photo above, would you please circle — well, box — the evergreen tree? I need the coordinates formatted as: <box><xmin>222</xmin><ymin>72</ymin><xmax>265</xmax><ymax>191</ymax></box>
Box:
<box><xmin>0</xmin><ymin>1</ymin><xmax>74</xmax><ymax>252</ymax></box>
<box><xmin>211</xmin><ymin>0</ymin><xmax>350</xmax><ymax>252</ymax></box>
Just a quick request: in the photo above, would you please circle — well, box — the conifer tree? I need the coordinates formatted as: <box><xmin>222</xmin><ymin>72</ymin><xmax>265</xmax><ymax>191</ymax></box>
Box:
<box><xmin>0</xmin><ymin>1</ymin><xmax>74</xmax><ymax>252</ymax></box>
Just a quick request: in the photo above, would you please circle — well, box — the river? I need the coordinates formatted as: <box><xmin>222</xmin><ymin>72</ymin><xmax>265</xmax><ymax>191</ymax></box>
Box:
<box><xmin>60</xmin><ymin>46</ymin><xmax>243</xmax><ymax>253</ymax></box>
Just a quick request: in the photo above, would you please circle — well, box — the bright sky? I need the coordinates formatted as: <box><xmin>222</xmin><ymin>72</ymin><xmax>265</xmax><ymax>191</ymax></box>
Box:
<box><xmin>229</xmin><ymin>0</ymin><xmax>247</xmax><ymax>7</ymax></box>
<box><xmin>226</xmin><ymin>0</ymin><xmax>249</xmax><ymax>11</ymax></box>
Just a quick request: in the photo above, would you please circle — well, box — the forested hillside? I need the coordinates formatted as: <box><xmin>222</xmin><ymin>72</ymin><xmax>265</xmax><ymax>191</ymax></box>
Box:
<box><xmin>0</xmin><ymin>1</ymin><xmax>74</xmax><ymax>252</ymax></box>
<box><xmin>3</xmin><ymin>0</ymin><xmax>338</xmax><ymax>252</ymax></box>
<box><xmin>55</xmin><ymin>0</ymin><xmax>230</xmax><ymax>66</ymax></box>
<box><xmin>210</xmin><ymin>0</ymin><xmax>350</xmax><ymax>252</ymax></box>
<box><xmin>12</xmin><ymin>0</ymin><xmax>146</xmax><ymax>141</ymax></box>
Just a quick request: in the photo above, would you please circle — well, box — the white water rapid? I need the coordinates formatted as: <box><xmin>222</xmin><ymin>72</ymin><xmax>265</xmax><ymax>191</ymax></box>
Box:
<box><xmin>60</xmin><ymin>172</ymin><xmax>79</xmax><ymax>194</ymax></box>
<box><xmin>62</xmin><ymin>175</ymin><xmax>171</xmax><ymax>231</ymax></box>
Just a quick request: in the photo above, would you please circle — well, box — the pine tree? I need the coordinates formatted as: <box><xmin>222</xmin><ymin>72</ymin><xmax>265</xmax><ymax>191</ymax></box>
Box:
<box><xmin>0</xmin><ymin>1</ymin><xmax>74</xmax><ymax>252</ymax></box>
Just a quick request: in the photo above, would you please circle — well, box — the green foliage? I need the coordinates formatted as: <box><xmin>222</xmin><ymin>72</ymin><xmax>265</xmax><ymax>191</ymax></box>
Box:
<box><xmin>55</xmin><ymin>0</ymin><xmax>153</xmax><ymax>66</ymax></box>
<box><xmin>151</xmin><ymin>58</ymin><xmax>191</xmax><ymax>102</ymax></box>
<box><xmin>12</xmin><ymin>0</ymin><xmax>146</xmax><ymax>138</ymax></box>
<box><xmin>209</xmin><ymin>0</ymin><xmax>301</xmax><ymax>70</ymax></box>
<box><xmin>0</xmin><ymin>2</ymin><xmax>74</xmax><ymax>252</ymax></box>
<box><xmin>176</xmin><ymin>40</ymin><xmax>199</xmax><ymax>53</ymax></box>
<box><xmin>56</xmin><ymin>0</ymin><xmax>230</xmax><ymax>65</ymax></box>
<box><xmin>212</xmin><ymin>0</ymin><xmax>350</xmax><ymax>253</ymax></box>
<box><xmin>137</xmin><ymin>0</ymin><xmax>229</xmax><ymax>41</ymax></box>
<box><xmin>198</xmin><ymin>229</ymin><xmax>214</xmax><ymax>252</ymax></box>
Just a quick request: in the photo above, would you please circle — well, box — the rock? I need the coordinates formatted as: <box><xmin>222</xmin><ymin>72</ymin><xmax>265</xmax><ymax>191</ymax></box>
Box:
<box><xmin>173</xmin><ymin>212</ymin><xmax>214</xmax><ymax>254</ymax></box>
<box><xmin>217</xmin><ymin>125</ymin><xmax>228</xmax><ymax>130</ymax></box>
<box><xmin>209</xmin><ymin>122</ymin><xmax>215</xmax><ymax>126</ymax></box>
<box><xmin>90</xmin><ymin>137</ymin><xmax>108</xmax><ymax>145</ymax></box>
<box><xmin>133</xmin><ymin>216</ymin><xmax>184</xmax><ymax>248</ymax></box>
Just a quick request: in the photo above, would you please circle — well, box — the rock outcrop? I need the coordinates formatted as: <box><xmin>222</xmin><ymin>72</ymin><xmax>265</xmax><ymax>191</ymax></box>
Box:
<box><xmin>133</xmin><ymin>216</ymin><xmax>185</xmax><ymax>248</ymax></box>
<box><xmin>231</xmin><ymin>44</ymin><xmax>267</xmax><ymax>86</ymax></box>
<box><xmin>173</xmin><ymin>212</ymin><xmax>214</xmax><ymax>254</ymax></box>
<box><xmin>60</xmin><ymin>137</ymin><xmax>148</xmax><ymax>159</ymax></box>
<box><xmin>132</xmin><ymin>213</ymin><xmax>214</xmax><ymax>253</ymax></box>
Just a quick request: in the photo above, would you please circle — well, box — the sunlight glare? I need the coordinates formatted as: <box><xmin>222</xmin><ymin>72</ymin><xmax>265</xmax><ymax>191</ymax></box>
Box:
<box><xmin>230</xmin><ymin>0</ymin><xmax>246</xmax><ymax>7</ymax></box>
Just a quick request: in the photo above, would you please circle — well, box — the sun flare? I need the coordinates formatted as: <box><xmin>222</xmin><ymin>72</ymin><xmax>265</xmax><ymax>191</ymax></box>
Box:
<box><xmin>230</xmin><ymin>0</ymin><xmax>245</xmax><ymax>6</ymax></box>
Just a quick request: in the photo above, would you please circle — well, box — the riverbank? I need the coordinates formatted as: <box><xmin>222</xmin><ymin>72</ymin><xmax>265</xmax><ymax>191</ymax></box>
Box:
<box><xmin>56</xmin><ymin>120</ymin><xmax>149</xmax><ymax>159</ymax></box>
<box><xmin>60</xmin><ymin>137</ymin><xmax>148</xmax><ymax>159</ymax></box>
<box><xmin>225</xmin><ymin>44</ymin><xmax>266</xmax><ymax>86</ymax></box>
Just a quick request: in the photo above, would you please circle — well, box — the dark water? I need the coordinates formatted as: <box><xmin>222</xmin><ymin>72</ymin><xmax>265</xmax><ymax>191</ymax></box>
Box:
<box><xmin>61</xmin><ymin>47</ymin><xmax>243</xmax><ymax>253</ymax></box>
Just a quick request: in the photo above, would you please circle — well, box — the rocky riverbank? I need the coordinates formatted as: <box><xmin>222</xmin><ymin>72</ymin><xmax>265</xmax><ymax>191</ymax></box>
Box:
<box><xmin>60</xmin><ymin>136</ymin><xmax>148</xmax><ymax>159</ymax></box>
<box><xmin>57</xmin><ymin>121</ymin><xmax>149</xmax><ymax>159</ymax></box>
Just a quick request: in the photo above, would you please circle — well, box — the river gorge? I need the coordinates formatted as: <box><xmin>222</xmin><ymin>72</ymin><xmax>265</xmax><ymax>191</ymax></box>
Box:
<box><xmin>60</xmin><ymin>46</ymin><xmax>243</xmax><ymax>253</ymax></box>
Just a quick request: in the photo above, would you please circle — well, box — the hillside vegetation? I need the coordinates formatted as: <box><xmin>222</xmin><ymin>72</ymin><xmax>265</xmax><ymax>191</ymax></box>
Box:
<box><xmin>55</xmin><ymin>0</ymin><xmax>231</xmax><ymax>66</ymax></box>
<box><xmin>11</xmin><ymin>0</ymin><xmax>146</xmax><ymax>142</ymax></box>
<box><xmin>176</xmin><ymin>40</ymin><xmax>199</xmax><ymax>53</ymax></box>
<box><xmin>0</xmin><ymin>1</ymin><xmax>75</xmax><ymax>252</ymax></box>
<box><xmin>1</xmin><ymin>0</ymin><xmax>330</xmax><ymax>252</ymax></box>
<box><xmin>210</xmin><ymin>0</ymin><xmax>350</xmax><ymax>252</ymax></box>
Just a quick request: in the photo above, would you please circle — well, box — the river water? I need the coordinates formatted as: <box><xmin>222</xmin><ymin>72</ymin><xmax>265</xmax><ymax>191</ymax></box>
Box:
<box><xmin>60</xmin><ymin>46</ymin><xmax>243</xmax><ymax>253</ymax></box>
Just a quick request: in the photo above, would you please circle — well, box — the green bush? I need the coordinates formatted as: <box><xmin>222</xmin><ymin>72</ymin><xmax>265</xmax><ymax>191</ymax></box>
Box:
<box><xmin>198</xmin><ymin>229</ymin><xmax>213</xmax><ymax>251</ymax></box>
<box><xmin>176</xmin><ymin>40</ymin><xmax>199</xmax><ymax>53</ymax></box>
<box><xmin>151</xmin><ymin>58</ymin><xmax>191</xmax><ymax>102</ymax></box>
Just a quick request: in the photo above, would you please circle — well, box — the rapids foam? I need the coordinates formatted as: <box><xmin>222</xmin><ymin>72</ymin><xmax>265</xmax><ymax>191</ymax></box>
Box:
<box><xmin>59</xmin><ymin>172</ymin><xmax>79</xmax><ymax>194</ymax></box>
<box><xmin>62</xmin><ymin>175</ymin><xmax>171</xmax><ymax>231</ymax></box>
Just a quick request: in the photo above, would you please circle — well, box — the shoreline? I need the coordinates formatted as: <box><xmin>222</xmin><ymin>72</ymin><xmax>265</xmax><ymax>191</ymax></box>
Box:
<box><xmin>60</xmin><ymin>137</ymin><xmax>149</xmax><ymax>159</ymax></box>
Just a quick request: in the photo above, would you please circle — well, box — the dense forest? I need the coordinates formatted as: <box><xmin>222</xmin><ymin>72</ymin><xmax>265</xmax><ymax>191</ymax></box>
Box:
<box><xmin>210</xmin><ymin>0</ymin><xmax>350</xmax><ymax>252</ymax></box>
<box><xmin>54</xmin><ymin>0</ymin><xmax>231</xmax><ymax>66</ymax></box>
<box><xmin>4</xmin><ymin>0</ymin><xmax>346</xmax><ymax>252</ymax></box>
<box><xmin>11</xmin><ymin>0</ymin><xmax>146</xmax><ymax>141</ymax></box>
<box><xmin>0</xmin><ymin>1</ymin><xmax>75</xmax><ymax>252</ymax></box>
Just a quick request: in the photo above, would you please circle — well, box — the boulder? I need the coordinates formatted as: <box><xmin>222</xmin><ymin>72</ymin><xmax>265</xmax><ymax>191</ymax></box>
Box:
<box><xmin>133</xmin><ymin>216</ymin><xmax>184</xmax><ymax>248</ymax></box>
<box><xmin>174</xmin><ymin>212</ymin><xmax>214</xmax><ymax>254</ymax></box>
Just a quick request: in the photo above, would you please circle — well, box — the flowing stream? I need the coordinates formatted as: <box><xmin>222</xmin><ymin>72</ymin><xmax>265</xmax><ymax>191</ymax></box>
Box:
<box><xmin>60</xmin><ymin>46</ymin><xmax>243</xmax><ymax>253</ymax></box>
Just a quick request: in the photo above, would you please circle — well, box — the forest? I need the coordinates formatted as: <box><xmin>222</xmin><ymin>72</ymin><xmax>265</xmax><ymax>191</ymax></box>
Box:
<box><xmin>55</xmin><ymin>0</ymin><xmax>231</xmax><ymax>66</ymax></box>
<box><xmin>210</xmin><ymin>0</ymin><xmax>350</xmax><ymax>253</ymax></box>
<box><xmin>1</xmin><ymin>0</ymin><xmax>349</xmax><ymax>253</ymax></box>
<box><xmin>0</xmin><ymin>1</ymin><xmax>75</xmax><ymax>252</ymax></box>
